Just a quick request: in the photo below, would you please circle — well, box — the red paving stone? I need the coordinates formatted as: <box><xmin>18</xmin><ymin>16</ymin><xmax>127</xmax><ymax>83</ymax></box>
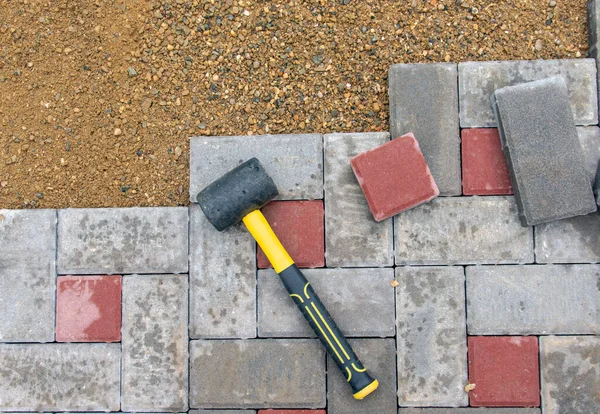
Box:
<box><xmin>56</xmin><ymin>275</ymin><xmax>122</xmax><ymax>342</ymax></box>
<box><xmin>468</xmin><ymin>336</ymin><xmax>540</xmax><ymax>407</ymax></box>
<box><xmin>257</xmin><ymin>200</ymin><xmax>325</xmax><ymax>269</ymax></box>
<box><xmin>258</xmin><ymin>411</ymin><xmax>327</xmax><ymax>414</ymax></box>
<box><xmin>350</xmin><ymin>132</ymin><xmax>439</xmax><ymax>222</ymax></box>
<box><xmin>461</xmin><ymin>128</ymin><xmax>513</xmax><ymax>195</ymax></box>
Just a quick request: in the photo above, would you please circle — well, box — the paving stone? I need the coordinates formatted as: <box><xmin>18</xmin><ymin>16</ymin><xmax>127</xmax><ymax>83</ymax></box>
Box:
<box><xmin>327</xmin><ymin>338</ymin><xmax>396</xmax><ymax>414</ymax></box>
<box><xmin>459</xmin><ymin>59</ymin><xmax>598</xmax><ymax>127</ymax></box>
<box><xmin>389</xmin><ymin>63</ymin><xmax>461</xmax><ymax>195</ymax></box>
<box><xmin>193</xmin><ymin>411</ymin><xmax>256</xmax><ymax>414</ymax></box>
<box><xmin>396</xmin><ymin>266</ymin><xmax>468</xmax><ymax>407</ymax></box>
<box><xmin>595</xmin><ymin>162</ymin><xmax>600</xmax><ymax>205</ymax></box>
<box><xmin>398</xmin><ymin>409</ymin><xmax>541</xmax><ymax>413</ymax></box>
<box><xmin>0</xmin><ymin>343</ymin><xmax>120</xmax><ymax>411</ymax></box>
<box><xmin>190</xmin><ymin>339</ymin><xmax>326</xmax><ymax>409</ymax></box>
<box><xmin>122</xmin><ymin>274</ymin><xmax>188</xmax><ymax>412</ymax></box>
<box><xmin>540</xmin><ymin>336</ymin><xmax>600</xmax><ymax>414</ymax></box>
<box><xmin>395</xmin><ymin>196</ymin><xmax>533</xmax><ymax>265</ymax></box>
<box><xmin>576</xmin><ymin>126</ymin><xmax>600</xmax><ymax>186</ymax></box>
<box><xmin>588</xmin><ymin>0</ymin><xmax>600</xmax><ymax>97</ymax></box>
<box><xmin>189</xmin><ymin>204</ymin><xmax>256</xmax><ymax>339</ymax></box>
<box><xmin>468</xmin><ymin>336</ymin><xmax>540</xmax><ymax>407</ymax></box>
<box><xmin>258</xmin><ymin>411</ymin><xmax>325</xmax><ymax>414</ymax></box>
<box><xmin>189</xmin><ymin>134</ymin><xmax>323</xmax><ymax>201</ymax></box>
<box><xmin>257</xmin><ymin>200</ymin><xmax>325</xmax><ymax>269</ymax></box>
<box><xmin>466</xmin><ymin>264</ymin><xmax>600</xmax><ymax>334</ymax></box>
<box><xmin>57</xmin><ymin>207</ymin><xmax>188</xmax><ymax>274</ymax></box>
<box><xmin>492</xmin><ymin>77</ymin><xmax>597</xmax><ymax>225</ymax></box>
<box><xmin>0</xmin><ymin>209</ymin><xmax>56</xmax><ymax>342</ymax></box>
<box><xmin>323</xmin><ymin>132</ymin><xmax>393</xmax><ymax>267</ymax></box>
<box><xmin>258</xmin><ymin>268</ymin><xmax>395</xmax><ymax>338</ymax></box>
<box><xmin>56</xmin><ymin>275</ymin><xmax>122</xmax><ymax>342</ymax></box>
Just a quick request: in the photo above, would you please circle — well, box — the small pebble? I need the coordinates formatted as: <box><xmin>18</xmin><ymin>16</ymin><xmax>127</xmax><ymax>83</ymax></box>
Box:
<box><xmin>127</xmin><ymin>66</ymin><xmax>138</xmax><ymax>77</ymax></box>
<box><xmin>114</xmin><ymin>128</ymin><xmax>122</xmax><ymax>136</ymax></box>
<box><xmin>549</xmin><ymin>0</ymin><xmax>556</xmax><ymax>7</ymax></box>
<box><xmin>535</xmin><ymin>39</ymin><xmax>543</xmax><ymax>51</ymax></box>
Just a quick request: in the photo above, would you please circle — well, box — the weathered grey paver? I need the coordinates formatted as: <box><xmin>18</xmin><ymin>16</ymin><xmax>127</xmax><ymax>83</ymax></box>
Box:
<box><xmin>595</xmin><ymin>162</ymin><xmax>600</xmax><ymax>205</ymax></box>
<box><xmin>396</xmin><ymin>266</ymin><xmax>468</xmax><ymax>407</ymax></box>
<box><xmin>190</xmin><ymin>204</ymin><xmax>256</xmax><ymax>339</ymax></box>
<box><xmin>258</xmin><ymin>268</ymin><xmax>395</xmax><ymax>338</ymax></box>
<box><xmin>327</xmin><ymin>339</ymin><xmax>397</xmax><ymax>414</ymax></box>
<box><xmin>588</xmin><ymin>0</ymin><xmax>600</xmax><ymax>100</ymax></box>
<box><xmin>467</xmin><ymin>265</ymin><xmax>600</xmax><ymax>335</ymax></box>
<box><xmin>324</xmin><ymin>132</ymin><xmax>393</xmax><ymax>267</ymax></box>
<box><xmin>0</xmin><ymin>343</ymin><xmax>120</xmax><ymax>411</ymax></box>
<box><xmin>577</xmin><ymin>126</ymin><xmax>600</xmax><ymax>186</ymax></box>
<box><xmin>540</xmin><ymin>336</ymin><xmax>600</xmax><ymax>414</ymax></box>
<box><xmin>394</xmin><ymin>196</ymin><xmax>533</xmax><ymax>265</ymax></box>
<box><xmin>389</xmin><ymin>63</ymin><xmax>461</xmax><ymax>196</ymax></box>
<box><xmin>189</xmin><ymin>134</ymin><xmax>323</xmax><ymax>201</ymax></box>
<box><xmin>190</xmin><ymin>411</ymin><xmax>256</xmax><ymax>414</ymax></box>
<box><xmin>398</xmin><ymin>409</ymin><xmax>541</xmax><ymax>414</ymax></box>
<box><xmin>190</xmin><ymin>339</ymin><xmax>326</xmax><ymax>409</ymax></box>
<box><xmin>57</xmin><ymin>207</ymin><xmax>188</xmax><ymax>274</ymax></box>
<box><xmin>459</xmin><ymin>59</ymin><xmax>598</xmax><ymax>127</ymax></box>
<box><xmin>122</xmin><ymin>274</ymin><xmax>188</xmax><ymax>412</ymax></box>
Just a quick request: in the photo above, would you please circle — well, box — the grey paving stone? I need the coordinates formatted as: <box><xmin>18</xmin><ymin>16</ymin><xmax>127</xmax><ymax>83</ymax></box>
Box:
<box><xmin>258</xmin><ymin>267</ymin><xmax>395</xmax><ymax>338</ymax></box>
<box><xmin>190</xmin><ymin>411</ymin><xmax>256</xmax><ymax>414</ymax></box>
<box><xmin>540</xmin><ymin>336</ymin><xmax>600</xmax><ymax>414</ymax></box>
<box><xmin>189</xmin><ymin>134</ymin><xmax>323</xmax><ymax>201</ymax></box>
<box><xmin>395</xmin><ymin>196</ymin><xmax>533</xmax><ymax>265</ymax></box>
<box><xmin>576</xmin><ymin>126</ymin><xmax>600</xmax><ymax>186</ymax></box>
<box><xmin>122</xmin><ymin>274</ymin><xmax>189</xmax><ymax>412</ymax></box>
<box><xmin>492</xmin><ymin>77</ymin><xmax>597</xmax><ymax>226</ymax></box>
<box><xmin>389</xmin><ymin>63</ymin><xmax>461</xmax><ymax>196</ymax></box>
<box><xmin>467</xmin><ymin>264</ymin><xmax>600</xmax><ymax>335</ymax></box>
<box><xmin>398</xmin><ymin>409</ymin><xmax>541</xmax><ymax>413</ymax></box>
<box><xmin>190</xmin><ymin>339</ymin><xmax>326</xmax><ymax>409</ymax></box>
<box><xmin>57</xmin><ymin>207</ymin><xmax>188</xmax><ymax>274</ymax></box>
<box><xmin>595</xmin><ymin>161</ymin><xmax>600</xmax><ymax>206</ymax></box>
<box><xmin>0</xmin><ymin>343</ymin><xmax>120</xmax><ymax>411</ymax></box>
<box><xmin>189</xmin><ymin>204</ymin><xmax>256</xmax><ymax>339</ymax></box>
<box><xmin>324</xmin><ymin>132</ymin><xmax>393</xmax><ymax>267</ymax></box>
<box><xmin>459</xmin><ymin>59</ymin><xmax>598</xmax><ymax>127</ymax></box>
<box><xmin>327</xmin><ymin>338</ymin><xmax>397</xmax><ymax>414</ymax></box>
<box><xmin>396</xmin><ymin>266</ymin><xmax>468</xmax><ymax>407</ymax></box>
<box><xmin>0</xmin><ymin>209</ymin><xmax>57</xmax><ymax>342</ymax></box>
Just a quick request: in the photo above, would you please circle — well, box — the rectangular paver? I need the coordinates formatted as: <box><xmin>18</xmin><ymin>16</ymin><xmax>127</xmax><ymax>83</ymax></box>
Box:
<box><xmin>459</xmin><ymin>59</ymin><xmax>598</xmax><ymax>127</ymax></box>
<box><xmin>122</xmin><ymin>274</ymin><xmax>188</xmax><ymax>412</ymax></box>
<box><xmin>190</xmin><ymin>204</ymin><xmax>256</xmax><ymax>339</ymax></box>
<box><xmin>192</xmin><ymin>411</ymin><xmax>256</xmax><ymax>414</ymax></box>
<box><xmin>396</xmin><ymin>266</ymin><xmax>468</xmax><ymax>407</ymax></box>
<box><xmin>395</xmin><ymin>196</ymin><xmax>533</xmax><ymax>265</ymax></box>
<box><xmin>577</xmin><ymin>126</ymin><xmax>600</xmax><ymax>186</ymax></box>
<box><xmin>588</xmin><ymin>0</ymin><xmax>600</xmax><ymax>100</ymax></box>
<box><xmin>190</xmin><ymin>339</ymin><xmax>326</xmax><ymax>409</ymax></box>
<box><xmin>398</xmin><ymin>409</ymin><xmax>541</xmax><ymax>413</ymax></box>
<box><xmin>324</xmin><ymin>132</ymin><xmax>393</xmax><ymax>267</ymax></box>
<box><xmin>57</xmin><ymin>207</ymin><xmax>188</xmax><ymax>274</ymax></box>
<box><xmin>467</xmin><ymin>264</ymin><xmax>600</xmax><ymax>334</ymax></box>
<box><xmin>258</xmin><ymin>268</ymin><xmax>395</xmax><ymax>338</ymax></box>
<box><xmin>0</xmin><ymin>343</ymin><xmax>120</xmax><ymax>411</ymax></box>
<box><xmin>389</xmin><ymin>63</ymin><xmax>461</xmax><ymax>195</ymax></box>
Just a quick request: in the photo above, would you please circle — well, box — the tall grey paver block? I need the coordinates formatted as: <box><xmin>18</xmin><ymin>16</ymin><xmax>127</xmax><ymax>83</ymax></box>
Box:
<box><xmin>189</xmin><ymin>134</ymin><xmax>323</xmax><ymax>201</ymax></box>
<box><xmin>459</xmin><ymin>59</ymin><xmax>598</xmax><ymax>127</ymax></box>
<box><xmin>396</xmin><ymin>267</ymin><xmax>468</xmax><ymax>407</ymax></box>
<box><xmin>588</xmin><ymin>0</ymin><xmax>600</xmax><ymax>102</ymax></box>
<box><xmin>190</xmin><ymin>339</ymin><xmax>326</xmax><ymax>409</ymax></box>
<box><xmin>389</xmin><ymin>63</ymin><xmax>461</xmax><ymax>196</ymax></box>
<box><xmin>122</xmin><ymin>274</ymin><xmax>189</xmax><ymax>412</ymax></box>
<box><xmin>0</xmin><ymin>343</ymin><xmax>120</xmax><ymax>411</ymax></box>
<box><xmin>577</xmin><ymin>126</ymin><xmax>600</xmax><ymax>186</ymax></box>
<box><xmin>327</xmin><ymin>339</ymin><xmax>397</xmax><ymax>414</ymax></box>
<box><xmin>190</xmin><ymin>204</ymin><xmax>256</xmax><ymax>339</ymax></box>
<box><xmin>398</xmin><ymin>409</ymin><xmax>541</xmax><ymax>414</ymax></box>
<box><xmin>57</xmin><ymin>207</ymin><xmax>188</xmax><ymax>274</ymax></box>
<box><xmin>395</xmin><ymin>196</ymin><xmax>533</xmax><ymax>265</ymax></box>
<box><xmin>258</xmin><ymin>268</ymin><xmax>395</xmax><ymax>338</ymax></box>
<box><xmin>540</xmin><ymin>336</ymin><xmax>600</xmax><ymax>414</ymax></box>
<box><xmin>324</xmin><ymin>132</ymin><xmax>393</xmax><ymax>267</ymax></box>
<box><xmin>467</xmin><ymin>264</ymin><xmax>600</xmax><ymax>334</ymax></box>
<box><xmin>595</xmin><ymin>162</ymin><xmax>600</xmax><ymax>205</ymax></box>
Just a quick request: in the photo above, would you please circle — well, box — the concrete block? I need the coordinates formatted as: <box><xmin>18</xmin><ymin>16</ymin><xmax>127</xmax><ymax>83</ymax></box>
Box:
<box><xmin>492</xmin><ymin>77</ymin><xmax>597</xmax><ymax>225</ymax></box>
<box><xmin>189</xmin><ymin>134</ymin><xmax>323</xmax><ymax>201</ymax></box>
<box><xmin>122</xmin><ymin>274</ymin><xmax>188</xmax><ymax>412</ymax></box>
<box><xmin>191</xmin><ymin>411</ymin><xmax>256</xmax><ymax>414</ymax></box>
<box><xmin>395</xmin><ymin>196</ymin><xmax>533</xmax><ymax>265</ymax></box>
<box><xmin>596</xmin><ymin>161</ymin><xmax>600</xmax><ymax>205</ymax></box>
<box><xmin>190</xmin><ymin>339</ymin><xmax>326</xmax><ymax>409</ymax></box>
<box><xmin>57</xmin><ymin>207</ymin><xmax>188</xmax><ymax>274</ymax></box>
<box><xmin>0</xmin><ymin>343</ymin><xmax>120</xmax><ymax>411</ymax></box>
<box><xmin>389</xmin><ymin>63</ymin><xmax>461</xmax><ymax>195</ymax></box>
<box><xmin>396</xmin><ymin>266</ymin><xmax>468</xmax><ymax>407</ymax></box>
<box><xmin>398</xmin><ymin>409</ymin><xmax>541</xmax><ymax>414</ymax></box>
<box><xmin>576</xmin><ymin>126</ymin><xmax>600</xmax><ymax>186</ymax></box>
<box><xmin>459</xmin><ymin>59</ymin><xmax>598</xmax><ymax>127</ymax></box>
<box><xmin>258</xmin><ymin>268</ymin><xmax>395</xmax><ymax>338</ymax></box>
<box><xmin>189</xmin><ymin>204</ymin><xmax>256</xmax><ymax>339</ymax></box>
<box><xmin>324</xmin><ymin>132</ymin><xmax>393</xmax><ymax>267</ymax></box>
<box><xmin>467</xmin><ymin>264</ymin><xmax>600</xmax><ymax>334</ymax></box>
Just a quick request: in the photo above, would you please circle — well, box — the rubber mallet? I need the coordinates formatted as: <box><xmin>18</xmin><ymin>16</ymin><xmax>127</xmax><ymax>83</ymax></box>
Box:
<box><xmin>197</xmin><ymin>157</ymin><xmax>378</xmax><ymax>400</ymax></box>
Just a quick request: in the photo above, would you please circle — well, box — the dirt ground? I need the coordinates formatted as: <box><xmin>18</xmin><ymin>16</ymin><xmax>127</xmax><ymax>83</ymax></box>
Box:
<box><xmin>0</xmin><ymin>0</ymin><xmax>589</xmax><ymax>209</ymax></box>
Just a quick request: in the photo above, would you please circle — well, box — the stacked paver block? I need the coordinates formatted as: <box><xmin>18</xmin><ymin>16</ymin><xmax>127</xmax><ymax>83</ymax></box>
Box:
<box><xmin>398</xmin><ymin>409</ymin><xmax>541</xmax><ymax>413</ymax></box>
<box><xmin>193</xmin><ymin>411</ymin><xmax>257</xmax><ymax>414</ymax></box>
<box><xmin>596</xmin><ymin>163</ymin><xmax>600</xmax><ymax>205</ymax></box>
<box><xmin>588</xmin><ymin>0</ymin><xmax>600</xmax><ymax>102</ymax></box>
<box><xmin>576</xmin><ymin>126</ymin><xmax>600</xmax><ymax>185</ymax></box>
